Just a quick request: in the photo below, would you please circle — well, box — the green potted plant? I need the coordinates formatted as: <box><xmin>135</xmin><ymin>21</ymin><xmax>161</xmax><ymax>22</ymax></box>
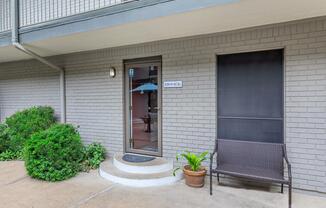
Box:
<box><xmin>174</xmin><ymin>151</ymin><xmax>208</xmax><ymax>188</ymax></box>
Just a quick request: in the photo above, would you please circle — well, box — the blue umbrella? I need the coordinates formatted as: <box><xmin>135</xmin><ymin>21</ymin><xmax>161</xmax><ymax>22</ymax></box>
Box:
<box><xmin>132</xmin><ymin>83</ymin><xmax>157</xmax><ymax>93</ymax></box>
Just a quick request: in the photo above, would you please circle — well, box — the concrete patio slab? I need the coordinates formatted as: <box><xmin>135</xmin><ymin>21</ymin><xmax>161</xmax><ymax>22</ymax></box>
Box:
<box><xmin>0</xmin><ymin>161</ymin><xmax>114</xmax><ymax>208</ymax></box>
<box><xmin>0</xmin><ymin>161</ymin><xmax>27</xmax><ymax>186</ymax></box>
<box><xmin>0</xmin><ymin>161</ymin><xmax>325</xmax><ymax>208</ymax></box>
<box><xmin>79</xmin><ymin>180</ymin><xmax>326</xmax><ymax>208</ymax></box>
<box><xmin>80</xmin><ymin>182</ymin><xmax>274</xmax><ymax>208</ymax></box>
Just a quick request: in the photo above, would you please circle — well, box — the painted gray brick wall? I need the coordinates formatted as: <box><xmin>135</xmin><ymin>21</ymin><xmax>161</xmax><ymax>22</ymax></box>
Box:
<box><xmin>0</xmin><ymin>16</ymin><xmax>325</xmax><ymax>193</ymax></box>
<box><xmin>64</xmin><ymin>58</ymin><xmax>125</xmax><ymax>154</ymax></box>
<box><xmin>0</xmin><ymin>60</ymin><xmax>61</xmax><ymax>121</ymax></box>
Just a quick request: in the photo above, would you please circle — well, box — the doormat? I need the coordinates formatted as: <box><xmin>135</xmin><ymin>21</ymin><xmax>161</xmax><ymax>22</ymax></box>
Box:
<box><xmin>122</xmin><ymin>154</ymin><xmax>155</xmax><ymax>163</ymax></box>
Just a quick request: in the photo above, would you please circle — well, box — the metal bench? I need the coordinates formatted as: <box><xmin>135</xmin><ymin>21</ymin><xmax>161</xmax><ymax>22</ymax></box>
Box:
<box><xmin>210</xmin><ymin>139</ymin><xmax>292</xmax><ymax>208</ymax></box>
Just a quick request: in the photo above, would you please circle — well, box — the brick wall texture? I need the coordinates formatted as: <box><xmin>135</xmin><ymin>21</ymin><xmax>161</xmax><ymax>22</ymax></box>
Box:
<box><xmin>0</xmin><ymin>16</ymin><xmax>326</xmax><ymax>193</ymax></box>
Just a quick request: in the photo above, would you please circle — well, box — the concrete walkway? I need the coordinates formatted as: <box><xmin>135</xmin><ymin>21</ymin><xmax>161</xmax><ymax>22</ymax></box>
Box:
<box><xmin>0</xmin><ymin>161</ymin><xmax>325</xmax><ymax>208</ymax></box>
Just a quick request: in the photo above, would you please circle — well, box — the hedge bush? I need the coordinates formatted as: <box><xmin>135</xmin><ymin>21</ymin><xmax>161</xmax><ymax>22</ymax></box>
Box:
<box><xmin>0</xmin><ymin>106</ymin><xmax>106</xmax><ymax>180</ymax></box>
<box><xmin>82</xmin><ymin>143</ymin><xmax>106</xmax><ymax>171</ymax></box>
<box><xmin>0</xmin><ymin>124</ymin><xmax>10</xmax><ymax>153</ymax></box>
<box><xmin>0</xmin><ymin>150</ymin><xmax>23</xmax><ymax>161</ymax></box>
<box><xmin>24</xmin><ymin>124</ymin><xmax>84</xmax><ymax>181</ymax></box>
<box><xmin>5</xmin><ymin>106</ymin><xmax>56</xmax><ymax>152</ymax></box>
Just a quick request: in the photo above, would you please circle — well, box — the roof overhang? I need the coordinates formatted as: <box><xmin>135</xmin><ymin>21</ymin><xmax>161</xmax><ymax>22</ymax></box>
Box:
<box><xmin>0</xmin><ymin>0</ymin><xmax>326</xmax><ymax>63</ymax></box>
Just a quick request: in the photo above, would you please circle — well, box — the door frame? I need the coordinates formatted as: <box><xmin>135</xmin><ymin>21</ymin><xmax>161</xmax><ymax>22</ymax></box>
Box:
<box><xmin>123</xmin><ymin>56</ymin><xmax>163</xmax><ymax>157</ymax></box>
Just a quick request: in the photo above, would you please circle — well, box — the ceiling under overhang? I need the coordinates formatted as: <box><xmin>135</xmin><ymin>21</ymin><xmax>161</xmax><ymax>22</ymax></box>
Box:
<box><xmin>0</xmin><ymin>0</ymin><xmax>326</xmax><ymax>63</ymax></box>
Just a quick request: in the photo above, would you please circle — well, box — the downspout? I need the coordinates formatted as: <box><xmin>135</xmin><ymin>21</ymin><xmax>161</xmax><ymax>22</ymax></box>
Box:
<box><xmin>11</xmin><ymin>0</ymin><xmax>66</xmax><ymax>123</ymax></box>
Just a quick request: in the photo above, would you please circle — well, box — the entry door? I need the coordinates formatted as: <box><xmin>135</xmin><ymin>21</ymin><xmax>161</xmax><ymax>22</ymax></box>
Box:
<box><xmin>217</xmin><ymin>49</ymin><xmax>284</xmax><ymax>143</ymax></box>
<box><xmin>125</xmin><ymin>59</ymin><xmax>162</xmax><ymax>156</ymax></box>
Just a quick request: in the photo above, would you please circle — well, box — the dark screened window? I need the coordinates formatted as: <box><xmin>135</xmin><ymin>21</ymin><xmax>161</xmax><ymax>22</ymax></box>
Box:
<box><xmin>217</xmin><ymin>49</ymin><xmax>283</xmax><ymax>143</ymax></box>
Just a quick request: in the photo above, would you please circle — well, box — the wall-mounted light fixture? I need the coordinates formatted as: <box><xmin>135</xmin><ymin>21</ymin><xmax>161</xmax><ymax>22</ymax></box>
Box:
<box><xmin>109</xmin><ymin>67</ymin><xmax>116</xmax><ymax>78</ymax></box>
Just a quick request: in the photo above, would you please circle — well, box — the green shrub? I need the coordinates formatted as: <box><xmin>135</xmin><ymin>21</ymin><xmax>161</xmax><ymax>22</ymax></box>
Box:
<box><xmin>0</xmin><ymin>150</ymin><xmax>23</xmax><ymax>161</ymax></box>
<box><xmin>82</xmin><ymin>143</ymin><xmax>106</xmax><ymax>171</ymax></box>
<box><xmin>0</xmin><ymin>124</ymin><xmax>10</xmax><ymax>153</ymax></box>
<box><xmin>5</xmin><ymin>106</ymin><xmax>56</xmax><ymax>152</ymax></box>
<box><xmin>24</xmin><ymin>124</ymin><xmax>84</xmax><ymax>181</ymax></box>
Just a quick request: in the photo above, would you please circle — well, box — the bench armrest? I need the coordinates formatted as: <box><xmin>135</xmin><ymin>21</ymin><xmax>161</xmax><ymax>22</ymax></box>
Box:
<box><xmin>210</xmin><ymin>151</ymin><xmax>216</xmax><ymax>169</ymax></box>
<box><xmin>283</xmin><ymin>145</ymin><xmax>292</xmax><ymax>179</ymax></box>
<box><xmin>210</xmin><ymin>151</ymin><xmax>217</xmax><ymax>161</ymax></box>
<box><xmin>210</xmin><ymin>140</ymin><xmax>218</xmax><ymax>170</ymax></box>
<box><xmin>210</xmin><ymin>140</ymin><xmax>218</xmax><ymax>159</ymax></box>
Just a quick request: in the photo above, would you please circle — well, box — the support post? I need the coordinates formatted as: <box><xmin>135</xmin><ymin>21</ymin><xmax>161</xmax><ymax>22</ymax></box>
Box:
<box><xmin>60</xmin><ymin>69</ymin><xmax>66</xmax><ymax>123</ymax></box>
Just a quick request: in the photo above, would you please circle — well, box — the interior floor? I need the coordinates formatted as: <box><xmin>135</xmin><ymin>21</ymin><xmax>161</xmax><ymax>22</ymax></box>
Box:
<box><xmin>132</xmin><ymin>122</ymin><xmax>158</xmax><ymax>152</ymax></box>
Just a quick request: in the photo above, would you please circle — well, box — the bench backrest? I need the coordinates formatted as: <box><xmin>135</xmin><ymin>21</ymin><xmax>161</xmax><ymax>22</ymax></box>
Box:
<box><xmin>217</xmin><ymin>139</ymin><xmax>284</xmax><ymax>173</ymax></box>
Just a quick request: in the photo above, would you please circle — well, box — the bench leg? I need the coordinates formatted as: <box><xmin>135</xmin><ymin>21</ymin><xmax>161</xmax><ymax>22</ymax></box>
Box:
<box><xmin>289</xmin><ymin>183</ymin><xmax>292</xmax><ymax>208</ymax></box>
<box><xmin>217</xmin><ymin>173</ymin><xmax>220</xmax><ymax>183</ymax></box>
<box><xmin>210</xmin><ymin>171</ymin><xmax>213</xmax><ymax>195</ymax></box>
<box><xmin>281</xmin><ymin>184</ymin><xmax>284</xmax><ymax>193</ymax></box>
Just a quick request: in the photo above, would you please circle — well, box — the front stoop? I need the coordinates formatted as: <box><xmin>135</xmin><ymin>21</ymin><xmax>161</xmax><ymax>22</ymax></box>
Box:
<box><xmin>99</xmin><ymin>154</ymin><xmax>183</xmax><ymax>187</ymax></box>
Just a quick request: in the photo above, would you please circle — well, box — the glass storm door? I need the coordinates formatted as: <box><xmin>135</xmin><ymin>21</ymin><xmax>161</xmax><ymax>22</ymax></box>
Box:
<box><xmin>125</xmin><ymin>59</ymin><xmax>162</xmax><ymax>156</ymax></box>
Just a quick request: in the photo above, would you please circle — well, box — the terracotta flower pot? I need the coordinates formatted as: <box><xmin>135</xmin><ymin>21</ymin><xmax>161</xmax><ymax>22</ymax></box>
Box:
<box><xmin>183</xmin><ymin>165</ymin><xmax>207</xmax><ymax>188</ymax></box>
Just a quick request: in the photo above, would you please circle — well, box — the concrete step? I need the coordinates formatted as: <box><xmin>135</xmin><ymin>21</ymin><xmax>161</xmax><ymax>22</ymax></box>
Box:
<box><xmin>113</xmin><ymin>153</ymin><xmax>174</xmax><ymax>174</ymax></box>
<box><xmin>99</xmin><ymin>159</ymin><xmax>183</xmax><ymax>187</ymax></box>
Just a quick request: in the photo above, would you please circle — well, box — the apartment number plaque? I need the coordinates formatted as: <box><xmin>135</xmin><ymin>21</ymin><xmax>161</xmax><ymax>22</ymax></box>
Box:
<box><xmin>163</xmin><ymin>81</ymin><xmax>183</xmax><ymax>88</ymax></box>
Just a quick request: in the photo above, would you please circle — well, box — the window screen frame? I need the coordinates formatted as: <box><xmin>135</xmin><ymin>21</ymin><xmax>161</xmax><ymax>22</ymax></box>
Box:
<box><xmin>216</xmin><ymin>48</ymin><xmax>285</xmax><ymax>144</ymax></box>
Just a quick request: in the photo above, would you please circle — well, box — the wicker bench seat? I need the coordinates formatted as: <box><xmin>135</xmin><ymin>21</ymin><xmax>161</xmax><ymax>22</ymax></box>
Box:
<box><xmin>215</xmin><ymin>164</ymin><xmax>286</xmax><ymax>183</ymax></box>
<box><xmin>210</xmin><ymin>139</ymin><xmax>292</xmax><ymax>208</ymax></box>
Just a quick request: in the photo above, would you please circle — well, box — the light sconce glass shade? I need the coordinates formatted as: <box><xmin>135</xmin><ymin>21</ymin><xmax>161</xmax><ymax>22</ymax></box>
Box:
<box><xmin>109</xmin><ymin>67</ymin><xmax>116</xmax><ymax>78</ymax></box>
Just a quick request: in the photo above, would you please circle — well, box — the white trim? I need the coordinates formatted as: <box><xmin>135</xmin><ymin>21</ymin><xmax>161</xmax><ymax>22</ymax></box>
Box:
<box><xmin>99</xmin><ymin>167</ymin><xmax>183</xmax><ymax>188</ymax></box>
<box><xmin>113</xmin><ymin>154</ymin><xmax>173</xmax><ymax>174</ymax></box>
